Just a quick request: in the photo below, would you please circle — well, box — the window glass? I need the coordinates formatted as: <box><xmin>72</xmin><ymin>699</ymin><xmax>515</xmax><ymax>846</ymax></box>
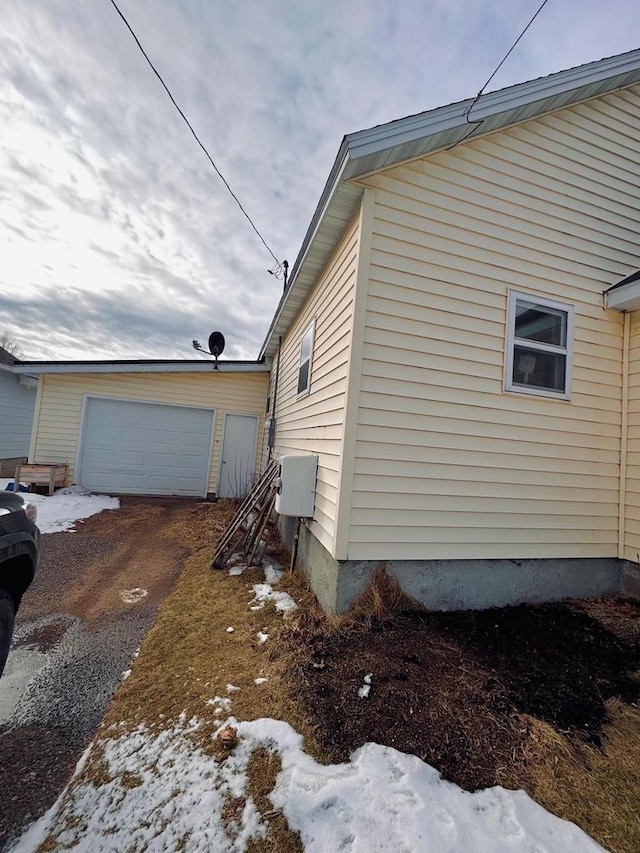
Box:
<box><xmin>297</xmin><ymin>323</ymin><xmax>313</xmax><ymax>396</ymax></box>
<box><xmin>300</xmin><ymin>327</ymin><xmax>313</xmax><ymax>363</ymax></box>
<box><xmin>297</xmin><ymin>360</ymin><xmax>310</xmax><ymax>395</ymax></box>
<box><xmin>512</xmin><ymin>345</ymin><xmax>566</xmax><ymax>392</ymax></box>
<box><xmin>515</xmin><ymin>301</ymin><xmax>566</xmax><ymax>347</ymax></box>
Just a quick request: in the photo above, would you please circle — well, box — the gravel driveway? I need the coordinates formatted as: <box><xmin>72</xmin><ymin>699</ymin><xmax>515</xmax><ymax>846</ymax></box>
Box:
<box><xmin>0</xmin><ymin>497</ymin><xmax>196</xmax><ymax>849</ymax></box>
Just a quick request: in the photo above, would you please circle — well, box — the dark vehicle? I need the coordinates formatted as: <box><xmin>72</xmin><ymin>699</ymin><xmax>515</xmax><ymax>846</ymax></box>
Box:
<box><xmin>0</xmin><ymin>491</ymin><xmax>40</xmax><ymax>676</ymax></box>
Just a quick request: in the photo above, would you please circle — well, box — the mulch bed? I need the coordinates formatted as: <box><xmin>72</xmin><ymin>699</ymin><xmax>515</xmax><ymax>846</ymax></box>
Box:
<box><xmin>284</xmin><ymin>597</ymin><xmax>640</xmax><ymax>792</ymax></box>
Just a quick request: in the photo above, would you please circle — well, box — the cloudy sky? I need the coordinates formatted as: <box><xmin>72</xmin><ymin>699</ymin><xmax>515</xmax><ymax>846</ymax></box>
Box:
<box><xmin>1</xmin><ymin>1</ymin><xmax>638</xmax><ymax>362</ymax></box>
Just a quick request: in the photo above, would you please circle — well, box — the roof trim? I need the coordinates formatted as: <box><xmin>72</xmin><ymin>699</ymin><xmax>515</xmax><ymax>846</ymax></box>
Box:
<box><xmin>605</xmin><ymin>269</ymin><xmax>640</xmax><ymax>293</ymax></box>
<box><xmin>259</xmin><ymin>47</ymin><xmax>640</xmax><ymax>359</ymax></box>
<box><xmin>14</xmin><ymin>360</ymin><xmax>270</xmax><ymax>376</ymax></box>
<box><xmin>604</xmin><ymin>270</ymin><xmax>640</xmax><ymax>312</ymax></box>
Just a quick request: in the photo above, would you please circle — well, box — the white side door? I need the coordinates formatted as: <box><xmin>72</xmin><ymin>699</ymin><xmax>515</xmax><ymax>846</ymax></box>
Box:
<box><xmin>218</xmin><ymin>414</ymin><xmax>258</xmax><ymax>498</ymax></box>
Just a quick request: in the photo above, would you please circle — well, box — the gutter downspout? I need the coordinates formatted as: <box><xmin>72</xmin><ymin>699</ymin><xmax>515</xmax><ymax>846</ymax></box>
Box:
<box><xmin>618</xmin><ymin>312</ymin><xmax>630</xmax><ymax>560</ymax></box>
<box><xmin>267</xmin><ymin>336</ymin><xmax>282</xmax><ymax>462</ymax></box>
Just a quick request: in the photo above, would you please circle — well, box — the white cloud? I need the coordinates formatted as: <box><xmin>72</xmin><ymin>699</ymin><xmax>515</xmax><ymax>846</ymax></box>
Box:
<box><xmin>1</xmin><ymin>0</ymin><xmax>638</xmax><ymax>360</ymax></box>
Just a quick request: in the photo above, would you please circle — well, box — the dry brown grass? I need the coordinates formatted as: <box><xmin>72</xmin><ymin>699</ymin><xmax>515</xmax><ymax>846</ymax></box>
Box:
<box><xmin>99</xmin><ymin>505</ymin><xmax>321</xmax><ymax>754</ymax></box>
<box><xmin>514</xmin><ymin>700</ymin><xmax>640</xmax><ymax>853</ymax></box>
<box><xmin>339</xmin><ymin>565</ymin><xmax>423</xmax><ymax>630</ymax></box>
<box><xmin>245</xmin><ymin>748</ymin><xmax>304</xmax><ymax>852</ymax></box>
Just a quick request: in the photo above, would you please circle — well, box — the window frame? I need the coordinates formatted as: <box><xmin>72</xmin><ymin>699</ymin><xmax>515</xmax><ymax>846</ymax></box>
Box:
<box><xmin>296</xmin><ymin>321</ymin><xmax>314</xmax><ymax>398</ymax></box>
<box><xmin>504</xmin><ymin>290</ymin><xmax>574</xmax><ymax>400</ymax></box>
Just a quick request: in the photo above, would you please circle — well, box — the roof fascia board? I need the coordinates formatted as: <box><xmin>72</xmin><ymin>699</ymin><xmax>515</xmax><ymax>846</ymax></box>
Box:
<box><xmin>344</xmin><ymin>51</ymin><xmax>640</xmax><ymax>175</ymax></box>
<box><xmin>605</xmin><ymin>279</ymin><xmax>640</xmax><ymax>312</ymax></box>
<box><xmin>605</xmin><ymin>269</ymin><xmax>640</xmax><ymax>293</ymax></box>
<box><xmin>14</xmin><ymin>361</ymin><xmax>270</xmax><ymax>375</ymax></box>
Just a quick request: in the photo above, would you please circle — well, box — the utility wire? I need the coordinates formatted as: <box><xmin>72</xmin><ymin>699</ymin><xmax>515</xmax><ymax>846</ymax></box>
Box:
<box><xmin>450</xmin><ymin>0</ymin><xmax>551</xmax><ymax>148</ymax></box>
<box><xmin>108</xmin><ymin>0</ymin><xmax>282</xmax><ymax>271</ymax></box>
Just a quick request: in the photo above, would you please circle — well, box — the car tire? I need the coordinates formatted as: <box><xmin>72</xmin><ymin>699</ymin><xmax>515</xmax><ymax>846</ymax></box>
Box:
<box><xmin>0</xmin><ymin>590</ymin><xmax>16</xmax><ymax>678</ymax></box>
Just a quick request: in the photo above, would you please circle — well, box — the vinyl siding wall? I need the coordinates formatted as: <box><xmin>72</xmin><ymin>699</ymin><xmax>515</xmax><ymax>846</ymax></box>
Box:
<box><xmin>0</xmin><ymin>369</ymin><xmax>36</xmax><ymax>458</ymax></box>
<box><xmin>346</xmin><ymin>86</ymin><xmax>640</xmax><ymax>561</ymax></box>
<box><xmin>624</xmin><ymin>311</ymin><xmax>640</xmax><ymax>560</ymax></box>
<box><xmin>273</xmin><ymin>214</ymin><xmax>360</xmax><ymax>555</ymax></box>
<box><xmin>31</xmin><ymin>372</ymin><xmax>268</xmax><ymax>494</ymax></box>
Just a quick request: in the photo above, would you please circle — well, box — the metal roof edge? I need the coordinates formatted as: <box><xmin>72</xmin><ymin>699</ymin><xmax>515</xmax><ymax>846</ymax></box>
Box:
<box><xmin>345</xmin><ymin>47</ymin><xmax>640</xmax><ymax>162</ymax></box>
<box><xmin>14</xmin><ymin>360</ymin><xmax>270</xmax><ymax>375</ymax></box>
<box><xmin>605</xmin><ymin>269</ymin><xmax>640</xmax><ymax>293</ymax></box>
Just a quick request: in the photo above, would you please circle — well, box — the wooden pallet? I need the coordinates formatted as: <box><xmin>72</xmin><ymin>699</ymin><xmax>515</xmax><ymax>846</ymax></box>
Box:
<box><xmin>211</xmin><ymin>461</ymin><xmax>279</xmax><ymax>570</ymax></box>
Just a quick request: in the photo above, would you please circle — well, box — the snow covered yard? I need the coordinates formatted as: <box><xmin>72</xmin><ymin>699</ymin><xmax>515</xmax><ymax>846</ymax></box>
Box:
<box><xmin>12</xmin><ymin>710</ymin><xmax>605</xmax><ymax>853</ymax></box>
<box><xmin>1</xmin><ymin>479</ymin><xmax>119</xmax><ymax>532</ymax></box>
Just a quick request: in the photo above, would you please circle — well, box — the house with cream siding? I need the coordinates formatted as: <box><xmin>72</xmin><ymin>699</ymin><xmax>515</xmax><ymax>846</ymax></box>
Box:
<box><xmin>15</xmin><ymin>360</ymin><xmax>269</xmax><ymax>499</ymax></box>
<box><xmin>260</xmin><ymin>48</ymin><xmax>640</xmax><ymax>612</ymax></box>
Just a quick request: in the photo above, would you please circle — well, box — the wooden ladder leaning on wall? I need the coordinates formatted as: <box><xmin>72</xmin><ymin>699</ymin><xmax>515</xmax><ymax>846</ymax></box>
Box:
<box><xmin>210</xmin><ymin>460</ymin><xmax>279</xmax><ymax>570</ymax></box>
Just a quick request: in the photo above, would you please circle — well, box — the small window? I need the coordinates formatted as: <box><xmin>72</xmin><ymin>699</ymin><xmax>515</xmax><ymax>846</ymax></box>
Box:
<box><xmin>297</xmin><ymin>322</ymin><xmax>314</xmax><ymax>396</ymax></box>
<box><xmin>505</xmin><ymin>291</ymin><xmax>573</xmax><ymax>398</ymax></box>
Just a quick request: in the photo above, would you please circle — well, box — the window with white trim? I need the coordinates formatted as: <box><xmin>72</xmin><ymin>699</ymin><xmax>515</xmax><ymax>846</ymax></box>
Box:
<box><xmin>505</xmin><ymin>291</ymin><xmax>573</xmax><ymax>398</ymax></box>
<box><xmin>297</xmin><ymin>322</ymin><xmax>314</xmax><ymax>396</ymax></box>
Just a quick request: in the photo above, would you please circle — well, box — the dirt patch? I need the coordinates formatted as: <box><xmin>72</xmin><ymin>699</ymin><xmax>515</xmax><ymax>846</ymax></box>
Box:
<box><xmin>282</xmin><ymin>586</ymin><xmax>640</xmax><ymax>853</ymax></box>
<box><xmin>288</xmin><ymin>598</ymin><xmax>639</xmax><ymax>785</ymax></box>
<box><xmin>13</xmin><ymin>617</ymin><xmax>70</xmax><ymax>652</ymax></box>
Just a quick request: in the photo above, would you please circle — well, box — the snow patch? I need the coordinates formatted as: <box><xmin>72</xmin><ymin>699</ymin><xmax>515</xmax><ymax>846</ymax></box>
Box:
<box><xmin>358</xmin><ymin>673</ymin><xmax>373</xmax><ymax>700</ymax></box>
<box><xmin>263</xmin><ymin>562</ymin><xmax>284</xmax><ymax>585</ymax></box>
<box><xmin>205</xmin><ymin>696</ymin><xmax>232</xmax><ymax>715</ymax></box>
<box><xmin>250</xmin><ymin>583</ymin><xmax>297</xmax><ymax>614</ymax></box>
<box><xmin>119</xmin><ymin>588</ymin><xmax>148</xmax><ymax>605</ymax></box>
<box><xmin>228</xmin><ymin>566</ymin><xmax>245</xmax><ymax>576</ymax></box>
<box><xmin>1</xmin><ymin>480</ymin><xmax>119</xmax><ymax>533</ymax></box>
<box><xmin>11</xmin><ymin>717</ymin><xmax>606</xmax><ymax>853</ymax></box>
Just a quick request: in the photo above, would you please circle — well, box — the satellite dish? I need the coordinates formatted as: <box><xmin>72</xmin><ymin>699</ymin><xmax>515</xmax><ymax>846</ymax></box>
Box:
<box><xmin>191</xmin><ymin>331</ymin><xmax>226</xmax><ymax>370</ymax></box>
<box><xmin>208</xmin><ymin>331</ymin><xmax>225</xmax><ymax>357</ymax></box>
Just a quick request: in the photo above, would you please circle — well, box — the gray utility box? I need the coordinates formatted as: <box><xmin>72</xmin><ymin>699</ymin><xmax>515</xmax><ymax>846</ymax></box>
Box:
<box><xmin>275</xmin><ymin>455</ymin><xmax>318</xmax><ymax>517</ymax></box>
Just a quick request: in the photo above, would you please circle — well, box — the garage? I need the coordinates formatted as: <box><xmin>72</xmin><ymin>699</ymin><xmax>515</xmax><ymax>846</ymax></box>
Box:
<box><xmin>78</xmin><ymin>397</ymin><xmax>215</xmax><ymax>496</ymax></box>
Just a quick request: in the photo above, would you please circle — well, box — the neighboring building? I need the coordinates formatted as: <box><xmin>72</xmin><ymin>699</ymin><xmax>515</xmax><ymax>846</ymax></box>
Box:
<box><xmin>15</xmin><ymin>360</ymin><xmax>269</xmax><ymax>499</ymax></box>
<box><xmin>0</xmin><ymin>345</ymin><xmax>37</xmax><ymax>464</ymax></box>
<box><xmin>260</xmin><ymin>49</ymin><xmax>640</xmax><ymax>612</ymax></box>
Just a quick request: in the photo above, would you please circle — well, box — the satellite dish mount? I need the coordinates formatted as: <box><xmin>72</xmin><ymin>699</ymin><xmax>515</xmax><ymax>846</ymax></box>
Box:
<box><xmin>192</xmin><ymin>331</ymin><xmax>226</xmax><ymax>370</ymax></box>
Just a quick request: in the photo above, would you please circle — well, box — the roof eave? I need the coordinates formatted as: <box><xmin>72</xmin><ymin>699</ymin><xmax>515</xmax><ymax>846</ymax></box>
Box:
<box><xmin>605</xmin><ymin>271</ymin><xmax>640</xmax><ymax>312</ymax></box>
<box><xmin>14</xmin><ymin>360</ymin><xmax>271</xmax><ymax>375</ymax></box>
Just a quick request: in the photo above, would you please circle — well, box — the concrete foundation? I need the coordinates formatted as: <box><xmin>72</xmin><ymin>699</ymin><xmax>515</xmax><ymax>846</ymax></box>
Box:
<box><xmin>621</xmin><ymin>561</ymin><xmax>640</xmax><ymax>601</ymax></box>
<box><xmin>283</xmin><ymin>519</ymin><xmax>631</xmax><ymax>613</ymax></box>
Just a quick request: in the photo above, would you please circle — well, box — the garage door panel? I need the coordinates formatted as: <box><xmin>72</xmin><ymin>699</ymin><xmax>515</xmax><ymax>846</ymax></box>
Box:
<box><xmin>79</xmin><ymin>398</ymin><xmax>214</xmax><ymax>496</ymax></box>
<box><xmin>149</xmin><ymin>452</ymin><xmax>174</xmax><ymax>467</ymax></box>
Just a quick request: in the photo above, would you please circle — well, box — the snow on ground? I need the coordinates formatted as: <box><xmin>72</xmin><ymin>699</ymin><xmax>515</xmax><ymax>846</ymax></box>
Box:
<box><xmin>10</xmin><ymin>714</ymin><xmax>606</xmax><ymax>853</ymax></box>
<box><xmin>250</xmin><ymin>583</ymin><xmax>298</xmax><ymax>613</ymax></box>
<box><xmin>0</xmin><ymin>480</ymin><xmax>119</xmax><ymax>533</ymax></box>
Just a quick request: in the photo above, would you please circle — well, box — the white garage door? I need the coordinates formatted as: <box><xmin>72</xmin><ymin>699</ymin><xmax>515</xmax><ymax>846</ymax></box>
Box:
<box><xmin>78</xmin><ymin>397</ymin><xmax>215</xmax><ymax>496</ymax></box>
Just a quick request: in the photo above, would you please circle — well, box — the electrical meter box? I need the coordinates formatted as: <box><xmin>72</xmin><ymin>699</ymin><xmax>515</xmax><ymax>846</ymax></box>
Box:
<box><xmin>275</xmin><ymin>454</ymin><xmax>318</xmax><ymax>517</ymax></box>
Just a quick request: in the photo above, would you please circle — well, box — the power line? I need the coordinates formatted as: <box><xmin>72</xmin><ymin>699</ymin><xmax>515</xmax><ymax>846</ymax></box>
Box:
<box><xmin>450</xmin><ymin>0</ymin><xmax>551</xmax><ymax>149</ymax></box>
<box><xmin>108</xmin><ymin>0</ymin><xmax>282</xmax><ymax>272</ymax></box>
